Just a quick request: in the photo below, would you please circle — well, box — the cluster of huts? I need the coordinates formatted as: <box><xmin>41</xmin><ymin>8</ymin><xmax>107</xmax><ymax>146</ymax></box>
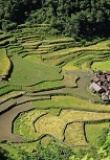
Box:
<box><xmin>90</xmin><ymin>71</ymin><xmax>110</xmax><ymax>102</ymax></box>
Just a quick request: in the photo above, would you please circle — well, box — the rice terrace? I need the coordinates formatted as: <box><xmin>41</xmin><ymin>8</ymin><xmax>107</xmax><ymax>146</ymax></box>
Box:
<box><xmin>0</xmin><ymin>24</ymin><xmax>110</xmax><ymax>156</ymax></box>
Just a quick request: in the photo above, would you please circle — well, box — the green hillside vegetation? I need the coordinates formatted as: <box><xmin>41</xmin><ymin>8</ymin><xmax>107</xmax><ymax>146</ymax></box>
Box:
<box><xmin>0</xmin><ymin>0</ymin><xmax>110</xmax><ymax>40</ymax></box>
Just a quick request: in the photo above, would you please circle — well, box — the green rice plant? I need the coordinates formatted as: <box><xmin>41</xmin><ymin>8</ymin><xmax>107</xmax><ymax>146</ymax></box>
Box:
<box><xmin>23</xmin><ymin>80</ymin><xmax>64</xmax><ymax>92</ymax></box>
<box><xmin>14</xmin><ymin>110</ymin><xmax>48</xmax><ymax>140</ymax></box>
<box><xmin>0</xmin><ymin>85</ymin><xmax>21</xmax><ymax>96</ymax></box>
<box><xmin>85</xmin><ymin>122</ymin><xmax>110</xmax><ymax>147</ymax></box>
<box><xmin>0</xmin><ymin>91</ymin><xmax>25</xmax><ymax>104</ymax></box>
<box><xmin>32</xmin><ymin>95</ymin><xmax>110</xmax><ymax>112</ymax></box>
<box><xmin>0</xmin><ymin>34</ymin><xmax>12</xmax><ymax>41</ymax></box>
<box><xmin>0</xmin><ymin>37</ymin><xmax>16</xmax><ymax>46</ymax></box>
<box><xmin>0</xmin><ymin>49</ymin><xmax>11</xmax><ymax>76</ymax></box>
<box><xmin>0</xmin><ymin>81</ymin><xmax>8</xmax><ymax>88</ymax></box>
<box><xmin>63</xmin><ymin>71</ymin><xmax>79</xmax><ymax>88</ymax></box>
<box><xmin>23</xmin><ymin>54</ymin><xmax>42</xmax><ymax>64</ymax></box>
<box><xmin>43</xmin><ymin>38</ymin><xmax>74</xmax><ymax>45</ymax></box>
<box><xmin>9</xmin><ymin>55</ymin><xmax>63</xmax><ymax>86</ymax></box>
<box><xmin>92</xmin><ymin>60</ymin><xmax>110</xmax><ymax>71</ymax></box>
<box><xmin>7</xmin><ymin>46</ymin><xmax>23</xmax><ymax>56</ymax></box>
<box><xmin>42</xmin><ymin>40</ymin><xmax>110</xmax><ymax>61</ymax></box>
<box><xmin>74</xmin><ymin>55</ymin><xmax>94</xmax><ymax>69</ymax></box>
<box><xmin>49</xmin><ymin>108</ymin><xmax>61</xmax><ymax>116</ymax></box>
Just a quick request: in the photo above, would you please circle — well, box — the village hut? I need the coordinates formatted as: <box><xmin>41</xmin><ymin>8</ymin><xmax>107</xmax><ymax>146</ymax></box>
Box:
<box><xmin>90</xmin><ymin>82</ymin><xmax>104</xmax><ymax>93</ymax></box>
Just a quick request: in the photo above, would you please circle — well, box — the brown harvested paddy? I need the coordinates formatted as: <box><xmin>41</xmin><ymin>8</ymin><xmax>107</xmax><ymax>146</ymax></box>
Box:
<box><xmin>60</xmin><ymin>110</ymin><xmax>110</xmax><ymax>121</ymax></box>
<box><xmin>63</xmin><ymin>70</ymin><xmax>79</xmax><ymax>88</ymax></box>
<box><xmin>14</xmin><ymin>110</ymin><xmax>48</xmax><ymax>140</ymax></box>
<box><xmin>35</xmin><ymin>113</ymin><xmax>66</xmax><ymax>141</ymax></box>
<box><xmin>64</xmin><ymin>122</ymin><xmax>87</xmax><ymax>146</ymax></box>
<box><xmin>23</xmin><ymin>54</ymin><xmax>42</xmax><ymax>64</ymax></box>
<box><xmin>0</xmin><ymin>102</ymin><xmax>34</xmax><ymax>142</ymax></box>
<box><xmin>85</xmin><ymin>122</ymin><xmax>110</xmax><ymax>147</ymax></box>
<box><xmin>34</xmin><ymin>110</ymin><xmax>110</xmax><ymax>144</ymax></box>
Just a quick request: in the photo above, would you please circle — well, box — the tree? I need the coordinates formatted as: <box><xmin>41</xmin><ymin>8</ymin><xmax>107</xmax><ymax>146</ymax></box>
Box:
<box><xmin>17</xmin><ymin>142</ymin><xmax>74</xmax><ymax>160</ymax></box>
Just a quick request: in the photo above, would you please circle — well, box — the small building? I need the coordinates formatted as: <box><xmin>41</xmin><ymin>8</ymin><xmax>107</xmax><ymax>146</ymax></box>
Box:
<box><xmin>91</xmin><ymin>77</ymin><xmax>100</xmax><ymax>83</ymax></box>
<box><xmin>90</xmin><ymin>82</ymin><xmax>104</xmax><ymax>93</ymax></box>
<box><xmin>101</xmin><ymin>93</ymin><xmax>109</xmax><ymax>101</ymax></box>
<box><xmin>99</xmin><ymin>75</ymin><xmax>106</xmax><ymax>83</ymax></box>
<box><xmin>90</xmin><ymin>71</ymin><xmax>110</xmax><ymax>103</ymax></box>
<box><xmin>107</xmin><ymin>75</ymin><xmax>110</xmax><ymax>82</ymax></box>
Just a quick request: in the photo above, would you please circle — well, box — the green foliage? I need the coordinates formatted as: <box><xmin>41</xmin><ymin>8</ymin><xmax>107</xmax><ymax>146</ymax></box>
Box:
<box><xmin>9</xmin><ymin>55</ymin><xmax>63</xmax><ymax>86</ymax></box>
<box><xmin>0</xmin><ymin>147</ymin><xmax>12</xmax><ymax>160</ymax></box>
<box><xmin>0</xmin><ymin>0</ymin><xmax>109</xmax><ymax>39</ymax></box>
<box><xmin>0</xmin><ymin>128</ymin><xmax>110</xmax><ymax>160</ymax></box>
<box><xmin>18</xmin><ymin>142</ymin><xmax>74</xmax><ymax>160</ymax></box>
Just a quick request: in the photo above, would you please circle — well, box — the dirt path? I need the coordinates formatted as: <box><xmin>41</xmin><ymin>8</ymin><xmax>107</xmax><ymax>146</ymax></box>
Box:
<box><xmin>0</xmin><ymin>102</ymin><xmax>34</xmax><ymax>142</ymax></box>
<box><xmin>0</xmin><ymin>99</ymin><xmax>16</xmax><ymax>113</ymax></box>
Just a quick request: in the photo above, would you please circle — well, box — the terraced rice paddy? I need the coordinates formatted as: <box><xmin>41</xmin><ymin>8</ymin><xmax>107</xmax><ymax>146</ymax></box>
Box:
<box><xmin>0</xmin><ymin>49</ymin><xmax>11</xmax><ymax>76</ymax></box>
<box><xmin>92</xmin><ymin>60</ymin><xmax>110</xmax><ymax>70</ymax></box>
<box><xmin>0</xmin><ymin>26</ymin><xmax>110</xmax><ymax>149</ymax></box>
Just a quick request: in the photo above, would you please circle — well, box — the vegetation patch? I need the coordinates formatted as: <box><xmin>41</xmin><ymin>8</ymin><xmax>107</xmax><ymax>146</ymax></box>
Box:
<box><xmin>24</xmin><ymin>80</ymin><xmax>64</xmax><ymax>92</ymax></box>
<box><xmin>63</xmin><ymin>71</ymin><xmax>79</xmax><ymax>88</ymax></box>
<box><xmin>14</xmin><ymin>110</ymin><xmax>48</xmax><ymax>140</ymax></box>
<box><xmin>64</xmin><ymin>122</ymin><xmax>87</xmax><ymax>146</ymax></box>
<box><xmin>32</xmin><ymin>95</ymin><xmax>110</xmax><ymax>112</ymax></box>
<box><xmin>13</xmin><ymin>109</ymin><xmax>110</xmax><ymax>146</ymax></box>
<box><xmin>35</xmin><ymin>113</ymin><xmax>65</xmax><ymax>141</ymax></box>
<box><xmin>85</xmin><ymin>122</ymin><xmax>110</xmax><ymax>147</ymax></box>
<box><xmin>0</xmin><ymin>85</ymin><xmax>21</xmax><ymax>96</ymax></box>
<box><xmin>9</xmin><ymin>55</ymin><xmax>63</xmax><ymax>86</ymax></box>
<box><xmin>0</xmin><ymin>49</ymin><xmax>11</xmax><ymax>77</ymax></box>
<box><xmin>92</xmin><ymin>60</ymin><xmax>110</xmax><ymax>71</ymax></box>
<box><xmin>0</xmin><ymin>91</ymin><xmax>25</xmax><ymax>104</ymax></box>
<box><xmin>0</xmin><ymin>25</ymin><xmax>110</xmax><ymax>158</ymax></box>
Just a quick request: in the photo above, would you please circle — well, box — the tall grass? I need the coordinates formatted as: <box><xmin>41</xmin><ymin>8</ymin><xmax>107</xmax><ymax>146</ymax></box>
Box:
<box><xmin>0</xmin><ymin>49</ymin><xmax>11</xmax><ymax>76</ymax></box>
